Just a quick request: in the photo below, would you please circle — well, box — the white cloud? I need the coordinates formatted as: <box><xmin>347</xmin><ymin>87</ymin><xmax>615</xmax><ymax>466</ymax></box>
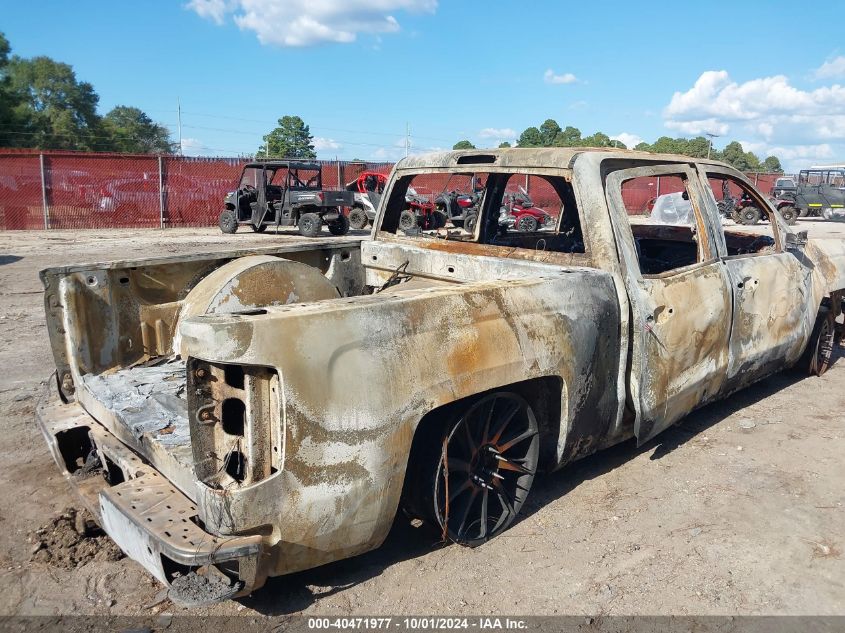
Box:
<box><xmin>610</xmin><ymin>132</ymin><xmax>643</xmax><ymax>148</ymax></box>
<box><xmin>665</xmin><ymin>118</ymin><xmax>730</xmax><ymax>136</ymax></box>
<box><xmin>814</xmin><ymin>55</ymin><xmax>845</xmax><ymax>80</ymax></box>
<box><xmin>186</xmin><ymin>0</ymin><xmax>233</xmax><ymax>24</ymax></box>
<box><xmin>479</xmin><ymin>127</ymin><xmax>516</xmax><ymax>139</ymax></box>
<box><xmin>188</xmin><ymin>0</ymin><xmax>438</xmax><ymax>47</ymax></box>
<box><xmin>663</xmin><ymin>69</ymin><xmax>845</xmax><ymax>171</ymax></box>
<box><xmin>313</xmin><ymin>137</ymin><xmax>341</xmax><ymax>151</ymax></box>
<box><xmin>665</xmin><ymin>70</ymin><xmax>845</xmax><ymax>123</ymax></box>
<box><xmin>180</xmin><ymin>137</ymin><xmax>207</xmax><ymax>156</ymax></box>
<box><xmin>544</xmin><ymin>69</ymin><xmax>577</xmax><ymax>85</ymax></box>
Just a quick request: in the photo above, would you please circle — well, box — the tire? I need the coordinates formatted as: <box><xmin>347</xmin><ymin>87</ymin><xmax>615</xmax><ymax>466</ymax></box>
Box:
<box><xmin>428</xmin><ymin>392</ymin><xmax>540</xmax><ymax>547</ymax></box>
<box><xmin>432</xmin><ymin>210</ymin><xmax>448</xmax><ymax>229</ymax></box>
<box><xmin>298</xmin><ymin>212</ymin><xmax>322</xmax><ymax>237</ymax></box>
<box><xmin>250</xmin><ymin>223</ymin><xmax>267</xmax><ymax>233</ymax></box>
<box><xmin>348</xmin><ymin>206</ymin><xmax>369</xmax><ymax>230</ymax></box>
<box><xmin>328</xmin><ymin>213</ymin><xmax>350</xmax><ymax>236</ymax></box>
<box><xmin>399</xmin><ymin>210</ymin><xmax>417</xmax><ymax>232</ymax></box>
<box><xmin>219</xmin><ymin>209</ymin><xmax>238</xmax><ymax>234</ymax></box>
<box><xmin>799</xmin><ymin>308</ymin><xmax>835</xmax><ymax>376</ymax></box>
<box><xmin>739</xmin><ymin>206</ymin><xmax>761</xmax><ymax>225</ymax></box>
<box><xmin>779</xmin><ymin>205</ymin><xmax>797</xmax><ymax>225</ymax></box>
<box><xmin>515</xmin><ymin>215</ymin><xmax>538</xmax><ymax>232</ymax></box>
<box><xmin>464</xmin><ymin>213</ymin><xmax>478</xmax><ymax>234</ymax></box>
<box><xmin>822</xmin><ymin>208</ymin><xmax>834</xmax><ymax>220</ymax></box>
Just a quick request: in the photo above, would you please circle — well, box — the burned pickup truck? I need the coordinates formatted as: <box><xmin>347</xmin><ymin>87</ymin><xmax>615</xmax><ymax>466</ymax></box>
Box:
<box><xmin>37</xmin><ymin>148</ymin><xmax>845</xmax><ymax>604</ymax></box>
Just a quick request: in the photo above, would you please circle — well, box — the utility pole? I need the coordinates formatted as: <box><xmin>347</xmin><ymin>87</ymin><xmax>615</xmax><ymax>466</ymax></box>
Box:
<box><xmin>405</xmin><ymin>122</ymin><xmax>410</xmax><ymax>157</ymax></box>
<box><xmin>706</xmin><ymin>132</ymin><xmax>720</xmax><ymax>159</ymax></box>
<box><xmin>177</xmin><ymin>98</ymin><xmax>183</xmax><ymax>156</ymax></box>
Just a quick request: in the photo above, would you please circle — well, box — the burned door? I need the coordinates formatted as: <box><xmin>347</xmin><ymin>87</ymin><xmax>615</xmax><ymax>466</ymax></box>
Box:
<box><xmin>700</xmin><ymin>168</ymin><xmax>812</xmax><ymax>390</ymax></box>
<box><xmin>605</xmin><ymin>164</ymin><xmax>732</xmax><ymax>444</ymax></box>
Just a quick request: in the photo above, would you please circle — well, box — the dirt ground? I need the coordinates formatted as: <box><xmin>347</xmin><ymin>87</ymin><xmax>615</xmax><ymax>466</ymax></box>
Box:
<box><xmin>0</xmin><ymin>221</ymin><xmax>843</xmax><ymax>617</ymax></box>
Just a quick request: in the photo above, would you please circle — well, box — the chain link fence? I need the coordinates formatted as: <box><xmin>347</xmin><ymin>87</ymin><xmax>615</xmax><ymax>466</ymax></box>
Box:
<box><xmin>0</xmin><ymin>149</ymin><xmax>783</xmax><ymax>230</ymax></box>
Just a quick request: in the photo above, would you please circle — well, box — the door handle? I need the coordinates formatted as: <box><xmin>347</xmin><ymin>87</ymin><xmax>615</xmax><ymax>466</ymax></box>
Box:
<box><xmin>737</xmin><ymin>275</ymin><xmax>754</xmax><ymax>289</ymax></box>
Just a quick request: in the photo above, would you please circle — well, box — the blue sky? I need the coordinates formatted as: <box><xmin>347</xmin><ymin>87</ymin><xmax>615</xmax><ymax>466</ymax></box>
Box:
<box><xmin>4</xmin><ymin>0</ymin><xmax>845</xmax><ymax>170</ymax></box>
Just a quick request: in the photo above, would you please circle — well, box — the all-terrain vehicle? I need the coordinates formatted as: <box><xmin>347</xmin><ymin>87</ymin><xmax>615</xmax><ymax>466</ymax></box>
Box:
<box><xmin>499</xmin><ymin>188</ymin><xmax>553</xmax><ymax>232</ymax></box>
<box><xmin>346</xmin><ymin>171</ymin><xmax>386</xmax><ymax>230</ymax></box>
<box><xmin>778</xmin><ymin>168</ymin><xmax>845</xmax><ymax>220</ymax></box>
<box><xmin>219</xmin><ymin>161</ymin><xmax>354</xmax><ymax>237</ymax></box>
<box><xmin>346</xmin><ymin>171</ymin><xmax>442</xmax><ymax>231</ymax></box>
<box><xmin>716</xmin><ymin>180</ymin><xmax>798</xmax><ymax>226</ymax></box>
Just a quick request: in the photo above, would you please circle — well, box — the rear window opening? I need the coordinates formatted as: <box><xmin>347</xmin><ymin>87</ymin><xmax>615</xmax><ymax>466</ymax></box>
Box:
<box><xmin>379</xmin><ymin>171</ymin><xmax>587</xmax><ymax>257</ymax></box>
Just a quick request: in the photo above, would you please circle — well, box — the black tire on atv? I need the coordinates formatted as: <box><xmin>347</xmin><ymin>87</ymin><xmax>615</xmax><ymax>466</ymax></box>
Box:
<box><xmin>798</xmin><ymin>307</ymin><xmax>835</xmax><ymax>376</ymax></box>
<box><xmin>464</xmin><ymin>213</ymin><xmax>478</xmax><ymax>234</ymax></box>
<box><xmin>779</xmin><ymin>205</ymin><xmax>798</xmax><ymax>225</ymax></box>
<box><xmin>219</xmin><ymin>209</ymin><xmax>238</xmax><ymax>234</ymax></box>
<box><xmin>739</xmin><ymin>206</ymin><xmax>762</xmax><ymax>225</ymax></box>
<box><xmin>516</xmin><ymin>215</ymin><xmax>538</xmax><ymax>232</ymax></box>
<box><xmin>348</xmin><ymin>206</ymin><xmax>369</xmax><ymax>230</ymax></box>
<box><xmin>399</xmin><ymin>210</ymin><xmax>417</xmax><ymax>232</ymax></box>
<box><xmin>298</xmin><ymin>212</ymin><xmax>322</xmax><ymax>237</ymax></box>
<box><xmin>250</xmin><ymin>223</ymin><xmax>267</xmax><ymax>233</ymax></box>
<box><xmin>328</xmin><ymin>213</ymin><xmax>350</xmax><ymax>236</ymax></box>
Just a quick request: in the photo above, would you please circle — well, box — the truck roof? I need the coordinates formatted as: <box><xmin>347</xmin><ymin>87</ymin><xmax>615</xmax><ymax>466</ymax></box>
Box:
<box><xmin>394</xmin><ymin>147</ymin><xmax>733</xmax><ymax>171</ymax></box>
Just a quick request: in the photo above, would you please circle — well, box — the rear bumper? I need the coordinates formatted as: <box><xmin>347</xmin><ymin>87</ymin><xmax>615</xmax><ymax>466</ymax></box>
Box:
<box><xmin>35</xmin><ymin>374</ymin><xmax>267</xmax><ymax>605</ymax></box>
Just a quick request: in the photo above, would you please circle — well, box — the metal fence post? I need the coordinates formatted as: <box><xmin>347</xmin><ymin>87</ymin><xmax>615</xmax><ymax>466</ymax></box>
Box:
<box><xmin>39</xmin><ymin>153</ymin><xmax>50</xmax><ymax>229</ymax></box>
<box><xmin>525</xmin><ymin>174</ymin><xmax>530</xmax><ymax>194</ymax></box>
<box><xmin>337</xmin><ymin>161</ymin><xmax>342</xmax><ymax>189</ymax></box>
<box><xmin>158</xmin><ymin>156</ymin><xmax>165</xmax><ymax>229</ymax></box>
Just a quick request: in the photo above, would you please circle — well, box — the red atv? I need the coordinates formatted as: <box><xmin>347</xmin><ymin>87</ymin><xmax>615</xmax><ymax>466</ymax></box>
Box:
<box><xmin>500</xmin><ymin>189</ymin><xmax>552</xmax><ymax>232</ymax></box>
<box><xmin>399</xmin><ymin>186</ymin><xmax>443</xmax><ymax>231</ymax></box>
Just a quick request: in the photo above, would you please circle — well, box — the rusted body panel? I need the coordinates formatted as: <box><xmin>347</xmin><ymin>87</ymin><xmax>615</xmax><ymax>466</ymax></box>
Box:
<box><xmin>35</xmin><ymin>148</ymin><xmax>845</xmax><ymax>603</ymax></box>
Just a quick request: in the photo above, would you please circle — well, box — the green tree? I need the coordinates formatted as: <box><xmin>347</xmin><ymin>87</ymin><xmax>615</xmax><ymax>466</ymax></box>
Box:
<box><xmin>498</xmin><ymin>141</ymin><xmax>511</xmax><ymax>148</ymax></box>
<box><xmin>762</xmin><ymin>156</ymin><xmax>783</xmax><ymax>173</ymax></box>
<box><xmin>453</xmin><ymin>140</ymin><xmax>476</xmax><ymax>150</ymax></box>
<box><xmin>259</xmin><ymin>115</ymin><xmax>316</xmax><ymax>158</ymax></box>
<box><xmin>102</xmin><ymin>106</ymin><xmax>174</xmax><ymax>154</ymax></box>
<box><xmin>517</xmin><ymin>126</ymin><xmax>543</xmax><ymax>147</ymax></box>
<box><xmin>553</xmin><ymin>125</ymin><xmax>582</xmax><ymax>147</ymax></box>
<box><xmin>580</xmin><ymin>132</ymin><xmax>613</xmax><ymax>147</ymax></box>
<box><xmin>685</xmin><ymin>136</ymin><xmax>711</xmax><ymax>158</ymax></box>
<box><xmin>0</xmin><ymin>32</ymin><xmax>24</xmax><ymax>148</ymax></box>
<box><xmin>7</xmin><ymin>55</ymin><xmax>103</xmax><ymax>150</ymax></box>
<box><xmin>539</xmin><ymin>119</ymin><xmax>561</xmax><ymax>146</ymax></box>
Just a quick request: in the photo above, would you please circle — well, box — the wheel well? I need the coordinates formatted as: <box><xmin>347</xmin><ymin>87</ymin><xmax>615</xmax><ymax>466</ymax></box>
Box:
<box><xmin>400</xmin><ymin>376</ymin><xmax>562</xmax><ymax>519</ymax></box>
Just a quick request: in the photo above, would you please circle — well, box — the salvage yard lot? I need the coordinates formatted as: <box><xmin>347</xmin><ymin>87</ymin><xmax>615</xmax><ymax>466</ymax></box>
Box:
<box><xmin>0</xmin><ymin>222</ymin><xmax>843</xmax><ymax>616</ymax></box>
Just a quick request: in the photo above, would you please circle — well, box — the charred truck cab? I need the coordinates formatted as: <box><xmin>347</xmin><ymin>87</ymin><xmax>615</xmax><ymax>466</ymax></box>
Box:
<box><xmin>218</xmin><ymin>161</ymin><xmax>354</xmax><ymax>237</ymax></box>
<box><xmin>36</xmin><ymin>148</ymin><xmax>845</xmax><ymax>606</ymax></box>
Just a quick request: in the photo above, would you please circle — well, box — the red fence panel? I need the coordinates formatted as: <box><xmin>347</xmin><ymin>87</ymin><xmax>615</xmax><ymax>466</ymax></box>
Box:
<box><xmin>163</xmin><ymin>157</ymin><xmax>246</xmax><ymax>228</ymax></box>
<box><xmin>0</xmin><ymin>153</ymin><xmax>43</xmax><ymax>229</ymax></box>
<box><xmin>47</xmin><ymin>154</ymin><xmax>161</xmax><ymax>229</ymax></box>
<box><xmin>0</xmin><ymin>149</ymin><xmax>788</xmax><ymax>230</ymax></box>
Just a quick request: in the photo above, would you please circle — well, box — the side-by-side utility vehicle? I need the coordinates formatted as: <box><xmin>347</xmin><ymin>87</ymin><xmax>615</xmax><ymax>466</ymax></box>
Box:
<box><xmin>37</xmin><ymin>149</ymin><xmax>845</xmax><ymax>605</ymax></box>
<box><xmin>218</xmin><ymin>161</ymin><xmax>354</xmax><ymax>237</ymax></box>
